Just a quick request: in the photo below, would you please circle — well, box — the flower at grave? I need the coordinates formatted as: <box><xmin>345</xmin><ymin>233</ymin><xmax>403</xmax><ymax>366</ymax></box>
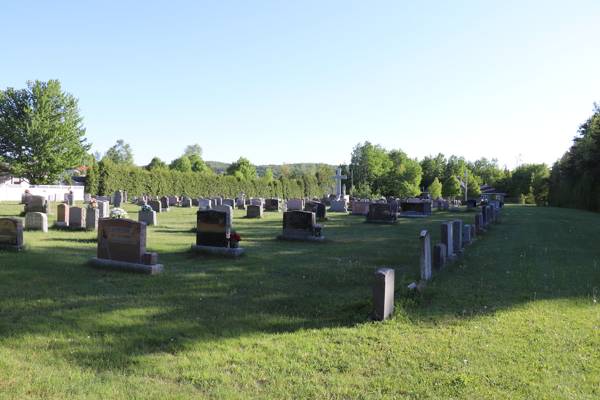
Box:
<box><xmin>87</xmin><ymin>199</ymin><xmax>98</xmax><ymax>209</ymax></box>
<box><xmin>109</xmin><ymin>208</ymin><xmax>129</xmax><ymax>219</ymax></box>
<box><xmin>140</xmin><ymin>205</ymin><xmax>153</xmax><ymax>212</ymax></box>
<box><xmin>315</xmin><ymin>224</ymin><xmax>324</xmax><ymax>229</ymax></box>
<box><xmin>24</xmin><ymin>189</ymin><xmax>30</xmax><ymax>193</ymax></box>
<box><xmin>69</xmin><ymin>190</ymin><xmax>73</xmax><ymax>194</ymax></box>
<box><xmin>231</xmin><ymin>233</ymin><xmax>243</xmax><ymax>242</ymax></box>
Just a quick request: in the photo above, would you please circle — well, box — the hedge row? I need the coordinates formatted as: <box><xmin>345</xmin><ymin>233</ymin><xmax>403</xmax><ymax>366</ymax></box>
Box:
<box><xmin>85</xmin><ymin>160</ymin><xmax>326</xmax><ymax>199</ymax></box>
<box><xmin>548</xmin><ymin>171</ymin><xmax>600</xmax><ymax>212</ymax></box>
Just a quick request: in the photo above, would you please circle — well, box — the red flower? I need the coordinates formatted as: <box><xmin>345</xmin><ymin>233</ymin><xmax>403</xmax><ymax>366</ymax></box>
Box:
<box><xmin>231</xmin><ymin>234</ymin><xmax>243</xmax><ymax>242</ymax></box>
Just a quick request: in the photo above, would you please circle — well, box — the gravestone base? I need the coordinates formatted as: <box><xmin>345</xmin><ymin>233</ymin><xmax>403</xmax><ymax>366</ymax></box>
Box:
<box><xmin>190</xmin><ymin>245</ymin><xmax>244</xmax><ymax>257</ymax></box>
<box><xmin>0</xmin><ymin>244</ymin><xmax>28</xmax><ymax>252</ymax></box>
<box><xmin>365</xmin><ymin>219</ymin><xmax>397</xmax><ymax>224</ymax></box>
<box><xmin>278</xmin><ymin>234</ymin><xmax>325</xmax><ymax>242</ymax></box>
<box><xmin>89</xmin><ymin>257</ymin><xmax>164</xmax><ymax>274</ymax></box>
<box><xmin>54</xmin><ymin>221</ymin><xmax>69</xmax><ymax>227</ymax></box>
<box><xmin>398</xmin><ymin>213</ymin><xmax>427</xmax><ymax>218</ymax></box>
<box><xmin>446</xmin><ymin>254</ymin><xmax>457</xmax><ymax>263</ymax></box>
<box><xmin>450</xmin><ymin>207</ymin><xmax>461</xmax><ymax>211</ymax></box>
<box><xmin>328</xmin><ymin>210</ymin><xmax>348</xmax><ymax>214</ymax></box>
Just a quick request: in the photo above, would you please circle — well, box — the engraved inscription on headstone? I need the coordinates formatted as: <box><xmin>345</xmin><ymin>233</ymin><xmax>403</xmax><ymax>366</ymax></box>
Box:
<box><xmin>97</xmin><ymin>218</ymin><xmax>145</xmax><ymax>264</ymax></box>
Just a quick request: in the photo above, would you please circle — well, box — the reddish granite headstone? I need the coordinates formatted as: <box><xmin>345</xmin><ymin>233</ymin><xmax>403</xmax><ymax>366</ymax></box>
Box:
<box><xmin>97</xmin><ymin>218</ymin><xmax>146</xmax><ymax>264</ymax></box>
<box><xmin>57</xmin><ymin>204</ymin><xmax>69</xmax><ymax>223</ymax></box>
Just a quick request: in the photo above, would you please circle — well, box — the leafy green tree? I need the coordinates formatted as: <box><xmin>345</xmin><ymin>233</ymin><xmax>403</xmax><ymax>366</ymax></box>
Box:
<box><xmin>226</xmin><ymin>157</ymin><xmax>256</xmax><ymax>180</ymax></box>
<box><xmin>443</xmin><ymin>155</ymin><xmax>467</xmax><ymax>182</ymax></box>
<box><xmin>349</xmin><ymin>142</ymin><xmax>392</xmax><ymax>194</ymax></box>
<box><xmin>0</xmin><ymin>80</ymin><xmax>91</xmax><ymax>184</ymax></box>
<box><xmin>468</xmin><ymin>157</ymin><xmax>504</xmax><ymax>186</ymax></box>
<box><xmin>420</xmin><ymin>153</ymin><xmax>446</xmax><ymax>189</ymax></box>
<box><xmin>315</xmin><ymin>165</ymin><xmax>334</xmax><ymax>194</ymax></box>
<box><xmin>427</xmin><ymin>177</ymin><xmax>442</xmax><ymax>199</ymax></box>
<box><xmin>461</xmin><ymin>172</ymin><xmax>482</xmax><ymax>197</ymax></box>
<box><xmin>169</xmin><ymin>156</ymin><xmax>192</xmax><ymax>172</ymax></box>
<box><xmin>382</xmin><ymin>150</ymin><xmax>422</xmax><ymax>197</ymax></box>
<box><xmin>104</xmin><ymin>139</ymin><xmax>134</xmax><ymax>166</ymax></box>
<box><xmin>146</xmin><ymin>157</ymin><xmax>168</xmax><ymax>171</ymax></box>
<box><xmin>263</xmin><ymin>167</ymin><xmax>273</xmax><ymax>181</ymax></box>
<box><xmin>442</xmin><ymin>176</ymin><xmax>461</xmax><ymax>198</ymax></box>
<box><xmin>531</xmin><ymin>165</ymin><xmax>550</xmax><ymax>206</ymax></box>
<box><xmin>184</xmin><ymin>144</ymin><xmax>203</xmax><ymax>158</ymax></box>
<box><xmin>188</xmin><ymin>154</ymin><xmax>208</xmax><ymax>173</ymax></box>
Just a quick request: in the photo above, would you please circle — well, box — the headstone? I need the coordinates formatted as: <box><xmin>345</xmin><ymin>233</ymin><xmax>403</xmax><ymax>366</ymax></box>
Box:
<box><xmin>84</xmin><ymin>193</ymin><xmax>91</xmax><ymax>203</ymax></box>
<box><xmin>67</xmin><ymin>194</ymin><xmax>75</xmax><ymax>206</ymax></box>
<box><xmin>399</xmin><ymin>202</ymin><xmax>427</xmax><ymax>218</ymax></box>
<box><xmin>192</xmin><ymin>198</ymin><xmax>200</xmax><ymax>206</ymax></box>
<box><xmin>148</xmin><ymin>200</ymin><xmax>162</xmax><ymax>213</ymax></box>
<box><xmin>139</xmin><ymin>210</ymin><xmax>157</xmax><ymax>226</ymax></box>
<box><xmin>28</xmin><ymin>195</ymin><xmax>47</xmax><ymax>213</ymax></box>
<box><xmin>196</xmin><ymin>210</ymin><xmax>231</xmax><ymax>247</ymax></box>
<box><xmin>443</xmin><ymin>201</ymin><xmax>449</xmax><ymax>211</ymax></box>
<box><xmin>329</xmin><ymin>199</ymin><xmax>348</xmax><ymax>213</ymax></box>
<box><xmin>114</xmin><ymin>190</ymin><xmax>123</xmax><ymax>208</ymax></box>
<box><xmin>463</xmin><ymin>224</ymin><xmax>472</xmax><ymax>245</ymax></box>
<box><xmin>287</xmin><ymin>199</ymin><xmax>304</xmax><ymax>211</ymax></box>
<box><xmin>351</xmin><ymin>201</ymin><xmax>372</xmax><ymax>215</ymax></box>
<box><xmin>24</xmin><ymin>212</ymin><xmax>48</xmax><ymax>232</ymax></box>
<box><xmin>481</xmin><ymin>207</ymin><xmax>489</xmax><ymax>228</ymax></box>
<box><xmin>160</xmin><ymin>196</ymin><xmax>170</xmax><ymax>211</ymax></box>
<box><xmin>264</xmin><ymin>198</ymin><xmax>280</xmax><ymax>211</ymax></box>
<box><xmin>212</xmin><ymin>205</ymin><xmax>233</xmax><ymax>228</ymax></box>
<box><xmin>366</xmin><ymin>203</ymin><xmax>396</xmax><ymax>223</ymax></box>
<box><xmin>236</xmin><ymin>199</ymin><xmax>245</xmax><ymax>210</ymax></box>
<box><xmin>86</xmin><ymin>208</ymin><xmax>99</xmax><ymax>230</ymax></box>
<box><xmin>92</xmin><ymin>218</ymin><xmax>163</xmax><ymax>273</ymax></box>
<box><xmin>475</xmin><ymin>213</ymin><xmax>483</xmax><ymax>232</ymax></box>
<box><xmin>453</xmin><ymin>219</ymin><xmax>463</xmax><ymax>256</ymax></box>
<box><xmin>372</xmin><ymin>268</ymin><xmax>394</xmax><ymax>321</ymax></box>
<box><xmin>56</xmin><ymin>203</ymin><xmax>69</xmax><ymax>226</ymax></box>
<box><xmin>281</xmin><ymin>211</ymin><xmax>323</xmax><ymax>241</ymax></box>
<box><xmin>198</xmin><ymin>199</ymin><xmax>212</xmax><ymax>210</ymax></box>
<box><xmin>222</xmin><ymin>198</ymin><xmax>235</xmax><ymax>209</ymax></box>
<box><xmin>246</xmin><ymin>205</ymin><xmax>263</xmax><ymax>218</ymax></box>
<box><xmin>471</xmin><ymin>224</ymin><xmax>476</xmax><ymax>239</ymax></box>
<box><xmin>97</xmin><ymin>201</ymin><xmax>109</xmax><ymax>218</ymax></box>
<box><xmin>0</xmin><ymin>218</ymin><xmax>27</xmax><ymax>251</ymax></box>
<box><xmin>433</xmin><ymin>243</ymin><xmax>446</xmax><ymax>271</ymax></box>
<box><xmin>441</xmin><ymin>222</ymin><xmax>455</xmax><ymax>262</ymax></box>
<box><xmin>315</xmin><ymin>203</ymin><xmax>327</xmax><ymax>219</ymax></box>
<box><xmin>467</xmin><ymin>199</ymin><xmax>476</xmax><ymax>210</ymax></box>
<box><xmin>304</xmin><ymin>201</ymin><xmax>318</xmax><ymax>214</ymax></box>
<box><xmin>69</xmin><ymin>207</ymin><xmax>87</xmax><ymax>229</ymax></box>
<box><xmin>420</xmin><ymin>230</ymin><xmax>431</xmax><ymax>281</ymax></box>
<box><xmin>167</xmin><ymin>196</ymin><xmax>178</xmax><ymax>207</ymax></box>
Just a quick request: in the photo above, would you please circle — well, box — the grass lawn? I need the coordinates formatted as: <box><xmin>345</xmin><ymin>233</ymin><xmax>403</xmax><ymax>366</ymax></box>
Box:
<box><xmin>0</xmin><ymin>201</ymin><xmax>598</xmax><ymax>399</ymax></box>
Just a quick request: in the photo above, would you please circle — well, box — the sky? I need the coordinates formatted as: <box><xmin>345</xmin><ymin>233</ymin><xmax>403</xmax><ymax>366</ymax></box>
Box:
<box><xmin>3</xmin><ymin>1</ymin><xmax>600</xmax><ymax>170</ymax></box>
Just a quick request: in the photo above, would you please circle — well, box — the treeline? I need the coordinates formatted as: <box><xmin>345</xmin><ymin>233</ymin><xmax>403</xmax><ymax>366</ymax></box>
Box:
<box><xmin>84</xmin><ymin>158</ymin><xmax>332</xmax><ymax>199</ymax></box>
<box><xmin>205</xmin><ymin>161</ymin><xmax>338</xmax><ymax>179</ymax></box>
<box><xmin>548</xmin><ymin>103</ymin><xmax>600</xmax><ymax>211</ymax></box>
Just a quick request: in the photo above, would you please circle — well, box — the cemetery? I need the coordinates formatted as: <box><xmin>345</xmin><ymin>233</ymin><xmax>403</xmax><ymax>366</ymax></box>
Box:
<box><xmin>0</xmin><ymin>197</ymin><xmax>598</xmax><ymax>398</ymax></box>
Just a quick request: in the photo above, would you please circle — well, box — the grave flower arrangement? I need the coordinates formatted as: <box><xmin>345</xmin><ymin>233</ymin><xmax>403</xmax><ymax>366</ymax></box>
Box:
<box><xmin>87</xmin><ymin>199</ymin><xmax>98</xmax><ymax>209</ymax></box>
<box><xmin>24</xmin><ymin>189</ymin><xmax>30</xmax><ymax>194</ymax></box>
<box><xmin>314</xmin><ymin>224</ymin><xmax>324</xmax><ymax>237</ymax></box>
<box><xmin>109</xmin><ymin>208</ymin><xmax>129</xmax><ymax>219</ymax></box>
<box><xmin>140</xmin><ymin>205</ymin><xmax>153</xmax><ymax>212</ymax></box>
<box><xmin>229</xmin><ymin>231</ymin><xmax>243</xmax><ymax>248</ymax></box>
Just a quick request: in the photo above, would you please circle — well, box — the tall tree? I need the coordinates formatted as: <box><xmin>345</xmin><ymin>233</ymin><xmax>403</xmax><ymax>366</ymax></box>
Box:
<box><xmin>0</xmin><ymin>80</ymin><xmax>91</xmax><ymax>184</ymax></box>
<box><xmin>419</xmin><ymin>153</ymin><xmax>446</xmax><ymax>189</ymax></box>
<box><xmin>427</xmin><ymin>177</ymin><xmax>442</xmax><ymax>199</ymax></box>
<box><xmin>226</xmin><ymin>157</ymin><xmax>257</xmax><ymax>180</ymax></box>
<box><xmin>183</xmin><ymin>144</ymin><xmax>203</xmax><ymax>158</ymax></box>
<box><xmin>382</xmin><ymin>150</ymin><xmax>422</xmax><ymax>197</ymax></box>
<box><xmin>188</xmin><ymin>154</ymin><xmax>208</xmax><ymax>173</ymax></box>
<box><xmin>169</xmin><ymin>155</ymin><xmax>192</xmax><ymax>172</ymax></box>
<box><xmin>442</xmin><ymin>176</ymin><xmax>461</xmax><ymax>198</ymax></box>
<box><xmin>145</xmin><ymin>157</ymin><xmax>168</xmax><ymax>171</ymax></box>
<box><xmin>104</xmin><ymin>139</ymin><xmax>134</xmax><ymax>166</ymax></box>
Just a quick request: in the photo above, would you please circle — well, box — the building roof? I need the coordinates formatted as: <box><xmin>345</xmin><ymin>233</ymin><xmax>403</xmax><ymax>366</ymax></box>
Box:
<box><xmin>479</xmin><ymin>184</ymin><xmax>504</xmax><ymax>195</ymax></box>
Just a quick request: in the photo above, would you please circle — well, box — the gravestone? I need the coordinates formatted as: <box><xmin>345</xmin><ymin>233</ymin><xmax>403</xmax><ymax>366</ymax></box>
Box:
<box><xmin>160</xmin><ymin>196</ymin><xmax>170</xmax><ymax>211</ymax></box>
<box><xmin>287</xmin><ymin>199</ymin><xmax>304</xmax><ymax>211</ymax></box>
<box><xmin>351</xmin><ymin>201</ymin><xmax>370</xmax><ymax>215</ymax></box>
<box><xmin>475</xmin><ymin>213</ymin><xmax>483</xmax><ymax>232</ymax></box>
<box><xmin>0</xmin><ymin>218</ymin><xmax>27</xmax><ymax>251</ymax></box>
<box><xmin>441</xmin><ymin>222</ymin><xmax>456</xmax><ymax>263</ymax></box>
<box><xmin>192</xmin><ymin>198</ymin><xmax>200</xmax><ymax>206</ymax></box>
<box><xmin>97</xmin><ymin>201</ymin><xmax>109</xmax><ymax>218</ymax></box>
<box><xmin>420</xmin><ymin>230</ymin><xmax>432</xmax><ymax>281</ymax></box>
<box><xmin>366</xmin><ymin>203</ymin><xmax>396</xmax><ymax>223</ymax></box>
<box><xmin>56</xmin><ymin>203</ymin><xmax>69</xmax><ymax>227</ymax></box>
<box><xmin>24</xmin><ymin>212</ymin><xmax>48</xmax><ymax>233</ymax></box>
<box><xmin>199</xmin><ymin>199</ymin><xmax>212</xmax><ymax>211</ymax></box>
<box><xmin>86</xmin><ymin>208</ymin><xmax>99</xmax><ymax>230</ymax></box>
<box><xmin>463</xmin><ymin>224</ymin><xmax>472</xmax><ymax>245</ymax></box>
<box><xmin>453</xmin><ymin>219</ymin><xmax>463</xmax><ymax>256</ymax></box>
<box><xmin>315</xmin><ymin>203</ymin><xmax>327</xmax><ymax>220</ymax></box>
<box><xmin>481</xmin><ymin>207</ymin><xmax>489</xmax><ymax>228</ymax></box>
<box><xmin>167</xmin><ymin>196</ymin><xmax>178</xmax><ymax>206</ymax></box>
<box><xmin>372</xmin><ymin>268</ymin><xmax>394</xmax><ymax>321</ymax></box>
<box><xmin>67</xmin><ymin>194</ymin><xmax>75</xmax><ymax>206</ymax></box>
<box><xmin>471</xmin><ymin>224</ymin><xmax>476</xmax><ymax>240</ymax></box>
<box><xmin>114</xmin><ymin>190</ymin><xmax>123</xmax><ymax>208</ymax></box>
<box><xmin>264</xmin><ymin>198</ymin><xmax>280</xmax><ymax>212</ymax></box>
<box><xmin>329</xmin><ymin>199</ymin><xmax>348</xmax><ymax>213</ymax></box>
<box><xmin>280</xmin><ymin>211</ymin><xmax>323</xmax><ymax>241</ymax></box>
<box><xmin>84</xmin><ymin>193</ymin><xmax>91</xmax><ymax>203</ymax></box>
<box><xmin>467</xmin><ymin>199</ymin><xmax>477</xmax><ymax>210</ymax></box>
<box><xmin>69</xmin><ymin>207</ymin><xmax>87</xmax><ymax>229</ymax></box>
<box><xmin>182</xmin><ymin>197</ymin><xmax>192</xmax><ymax>208</ymax></box>
<box><xmin>443</xmin><ymin>201</ymin><xmax>449</xmax><ymax>211</ymax></box>
<box><xmin>304</xmin><ymin>201</ymin><xmax>318</xmax><ymax>214</ymax></box>
<box><xmin>148</xmin><ymin>200</ymin><xmax>162</xmax><ymax>213</ymax></box>
<box><xmin>222</xmin><ymin>198</ymin><xmax>235</xmax><ymax>209</ymax></box>
<box><xmin>28</xmin><ymin>195</ymin><xmax>48</xmax><ymax>213</ymax></box>
<box><xmin>433</xmin><ymin>243</ymin><xmax>446</xmax><ymax>271</ymax></box>
<box><xmin>331</xmin><ymin>168</ymin><xmax>347</xmax><ymax>199</ymax></box>
<box><xmin>246</xmin><ymin>205</ymin><xmax>263</xmax><ymax>218</ymax></box>
<box><xmin>91</xmin><ymin>218</ymin><xmax>163</xmax><ymax>274</ymax></box>
<box><xmin>192</xmin><ymin>210</ymin><xmax>244</xmax><ymax>256</ymax></box>
<box><xmin>139</xmin><ymin>210</ymin><xmax>157</xmax><ymax>226</ymax></box>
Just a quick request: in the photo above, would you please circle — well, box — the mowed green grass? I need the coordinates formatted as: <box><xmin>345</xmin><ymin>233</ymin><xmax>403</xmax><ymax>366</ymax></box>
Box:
<box><xmin>0</xmin><ymin>201</ymin><xmax>598</xmax><ymax>399</ymax></box>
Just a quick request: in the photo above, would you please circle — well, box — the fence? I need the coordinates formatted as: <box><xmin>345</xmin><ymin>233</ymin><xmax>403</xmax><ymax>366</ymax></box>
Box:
<box><xmin>0</xmin><ymin>184</ymin><xmax>85</xmax><ymax>202</ymax></box>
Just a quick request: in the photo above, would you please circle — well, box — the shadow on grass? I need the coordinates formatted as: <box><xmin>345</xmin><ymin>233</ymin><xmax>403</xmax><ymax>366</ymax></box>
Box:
<box><xmin>1</xmin><ymin>205</ymin><xmax>599</xmax><ymax>373</ymax></box>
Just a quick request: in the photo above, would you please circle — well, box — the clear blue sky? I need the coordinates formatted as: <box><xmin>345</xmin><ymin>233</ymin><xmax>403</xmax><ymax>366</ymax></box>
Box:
<box><xmin>4</xmin><ymin>1</ymin><xmax>599</xmax><ymax>169</ymax></box>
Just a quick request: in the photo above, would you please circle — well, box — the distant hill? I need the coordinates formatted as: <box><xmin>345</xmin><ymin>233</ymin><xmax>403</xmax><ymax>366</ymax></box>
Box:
<box><xmin>205</xmin><ymin>161</ymin><xmax>338</xmax><ymax>178</ymax></box>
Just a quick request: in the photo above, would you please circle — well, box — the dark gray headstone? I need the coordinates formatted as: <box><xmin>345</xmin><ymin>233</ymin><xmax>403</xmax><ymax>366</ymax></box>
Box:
<box><xmin>196</xmin><ymin>210</ymin><xmax>230</xmax><ymax>248</ymax></box>
<box><xmin>433</xmin><ymin>243</ymin><xmax>446</xmax><ymax>271</ymax></box>
<box><xmin>372</xmin><ymin>268</ymin><xmax>395</xmax><ymax>321</ymax></box>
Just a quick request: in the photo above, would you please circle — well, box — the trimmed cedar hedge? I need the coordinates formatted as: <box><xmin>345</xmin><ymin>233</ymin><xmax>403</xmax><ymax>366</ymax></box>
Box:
<box><xmin>85</xmin><ymin>160</ymin><xmax>323</xmax><ymax>199</ymax></box>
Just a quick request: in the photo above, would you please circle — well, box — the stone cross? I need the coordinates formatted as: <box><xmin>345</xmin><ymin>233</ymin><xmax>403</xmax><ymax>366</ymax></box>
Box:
<box><xmin>331</xmin><ymin>168</ymin><xmax>347</xmax><ymax>199</ymax></box>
